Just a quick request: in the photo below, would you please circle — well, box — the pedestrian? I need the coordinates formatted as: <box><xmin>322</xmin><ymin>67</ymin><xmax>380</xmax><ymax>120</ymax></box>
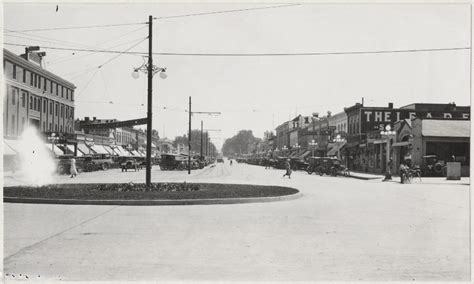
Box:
<box><xmin>399</xmin><ymin>162</ymin><xmax>408</xmax><ymax>184</ymax></box>
<box><xmin>230</xmin><ymin>160</ymin><xmax>233</xmax><ymax>166</ymax></box>
<box><xmin>282</xmin><ymin>159</ymin><xmax>292</xmax><ymax>179</ymax></box>
<box><xmin>70</xmin><ymin>157</ymin><xmax>78</xmax><ymax>178</ymax></box>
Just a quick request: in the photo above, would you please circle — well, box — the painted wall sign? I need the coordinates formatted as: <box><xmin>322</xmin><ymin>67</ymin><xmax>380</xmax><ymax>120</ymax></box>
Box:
<box><xmin>360</xmin><ymin>108</ymin><xmax>470</xmax><ymax>133</ymax></box>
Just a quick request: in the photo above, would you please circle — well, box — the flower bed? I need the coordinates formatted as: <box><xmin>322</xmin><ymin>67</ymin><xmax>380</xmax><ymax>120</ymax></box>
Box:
<box><xmin>4</xmin><ymin>183</ymin><xmax>299</xmax><ymax>201</ymax></box>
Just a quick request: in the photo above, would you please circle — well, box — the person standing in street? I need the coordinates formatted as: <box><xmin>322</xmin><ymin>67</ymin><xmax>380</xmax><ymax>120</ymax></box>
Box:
<box><xmin>282</xmin><ymin>159</ymin><xmax>292</xmax><ymax>179</ymax></box>
<box><xmin>70</xmin><ymin>157</ymin><xmax>78</xmax><ymax>178</ymax></box>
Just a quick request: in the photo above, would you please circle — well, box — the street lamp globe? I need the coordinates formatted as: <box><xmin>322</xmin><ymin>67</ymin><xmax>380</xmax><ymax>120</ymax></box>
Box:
<box><xmin>159</xmin><ymin>71</ymin><xmax>167</xmax><ymax>79</ymax></box>
<box><xmin>131</xmin><ymin>69</ymin><xmax>140</xmax><ymax>79</ymax></box>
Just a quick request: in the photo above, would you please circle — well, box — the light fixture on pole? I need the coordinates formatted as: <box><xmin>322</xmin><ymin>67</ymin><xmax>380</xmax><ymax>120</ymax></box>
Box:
<box><xmin>380</xmin><ymin>125</ymin><xmax>396</xmax><ymax>181</ymax></box>
<box><xmin>334</xmin><ymin>134</ymin><xmax>346</xmax><ymax>161</ymax></box>
<box><xmin>309</xmin><ymin>139</ymin><xmax>318</xmax><ymax>157</ymax></box>
<box><xmin>131</xmin><ymin>15</ymin><xmax>167</xmax><ymax>188</ymax></box>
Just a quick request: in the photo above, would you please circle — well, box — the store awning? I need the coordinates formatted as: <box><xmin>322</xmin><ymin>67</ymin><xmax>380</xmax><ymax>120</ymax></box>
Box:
<box><xmin>392</xmin><ymin>141</ymin><xmax>411</xmax><ymax>147</ymax></box>
<box><xmin>90</xmin><ymin>145</ymin><xmax>109</xmax><ymax>154</ymax></box>
<box><xmin>327</xmin><ymin>141</ymin><xmax>346</xmax><ymax>156</ymax></box>
<box><xmin>422</xmin><ymin>120</ymin><xmax>470</xmax><ymax>138</ymax></box>
<box><xmin>373</xmin><ymin>139</ymin><xmax>386</xmax><ymax>144</ymax></box>
<box><xmin>78</xmin><ymin>143</ymin><xmax>92</xmax><ymax>155</ymax></box>
<box><xmin>4</xmin><ymin>139</ymin><xmax>21</xmax><ymax>155</ymax></box>
<box><xmin>299</xmin><ymin>150</ymin><xmax>311</xmax><ymax>159</ymax></box>
<box><xmin>45</xmin><ymin>143</ymin><xmax>64</xmax><ymax>156</ymax></box>
<box><xmin>4</xmin><ymin>141</ymin><xmax>17</xmax><ymax>156</ymax></box>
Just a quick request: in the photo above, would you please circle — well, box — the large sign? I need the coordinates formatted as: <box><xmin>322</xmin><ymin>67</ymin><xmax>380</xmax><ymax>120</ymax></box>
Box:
<box><xmin>82</xmin><ymin>118</ymin><xmax>148</xmax><ymax>129</ymax></box>
<box><xmin>361</xmin><ymin>108</ymin><xmax>470</xmax><ymax>133</ymax></box>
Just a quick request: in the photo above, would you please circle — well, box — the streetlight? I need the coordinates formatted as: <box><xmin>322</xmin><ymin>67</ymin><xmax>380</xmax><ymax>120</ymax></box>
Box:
<box><xmin>380</xmin><ymin>125</ymin><xmax>396</xmax><ymax>181</ymax></box>
<box><xmin>334</xmin><ymin>134</ymin><xmax>346</xmax><ymax>160</ymax></box>
<box><xmin>309</xmin><ymin>139</ymin><xmax>318</xmax><ymax>157</ymax></box>
<box><xmin>131</xmin><ymin>16</ymin><xmax>168</xmax><ymax>188</ymax></box>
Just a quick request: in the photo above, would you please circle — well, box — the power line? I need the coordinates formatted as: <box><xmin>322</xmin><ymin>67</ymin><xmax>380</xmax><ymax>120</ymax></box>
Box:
<box><xmin>5</xmin><ymin>22</ymin><xmax>147</xmax><ymax>33</ymax></box>
<box><xmin>4</xmin><ymin>42</ymin><xmax>470</xmax><ymax>56</ymax></box>
<box><xmin>153</xmin><ymin>4</ymin><xmax>302</xmax><ymax>20</ymax></box>
<box><xmin>97</xmin><ymin>37</ymin><xmax>147</xmax><ymax>68</ymax></box>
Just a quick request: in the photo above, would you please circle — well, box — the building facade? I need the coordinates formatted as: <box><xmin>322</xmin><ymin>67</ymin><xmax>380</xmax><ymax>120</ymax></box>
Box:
<box><xmin>3</xmin><ymin>48</ymin><xmax>76</xmax><ymax>139</ymax></box>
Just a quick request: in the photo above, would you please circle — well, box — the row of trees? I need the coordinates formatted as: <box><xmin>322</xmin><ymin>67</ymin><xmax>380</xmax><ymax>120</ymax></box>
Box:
<box><xmin>222</xmin><ymin>130</ymin><xmax>261</xmax><ymax>156</ymax></box>
<box><xmin>173</xmin><ymin>129</ymin><xmax>218</xmax><ymax>156</ymax></box>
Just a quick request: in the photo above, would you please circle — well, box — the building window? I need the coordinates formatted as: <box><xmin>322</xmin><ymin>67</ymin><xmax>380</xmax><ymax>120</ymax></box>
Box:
<box><xmin>49</xmin><ymin>123</ymin><xmax>52</xmax><ymax>130</ymax></box>
<box><xmin>56</xmin><ymin>84</ymin><xmax>59</xmax><ymax>96</ymax></box>
<box><xmin>11</xmin><ymin>88</ymin><xmax>16</xmax><ymax>105</ymax></box>
<box><xmin>43</xmin><ymin>100</ymin><xmax>47</xmax><ymax>112</ymax></box>
<box><xmin>33</xmin><ymin>97</ymin><xmax>37</xmax><ymax>111</ymax></box>
<box><xmin>61</xmin><ymin>105</ymin><xmax>64</xmax><ymax>118</ymax></box>
<box><xmin>25</xmin><ymin>70</ymin><xmax>31</xmax><ymax>85</ymax></box>
<box><xmin>55</xmin><ymin>125</ymin><xmax>58</xmax><ymax>131</ymax></box>
<box><xmin>60</xmin><ymin>125</ymin><xmax>63</xmax><ymax>132</ymax></box>
<box><xmin>55</xmin><ymin>103</ymin><xmax>58</xmax><ymax>116</ymax></box>
<box><xmin>44</xmin><ymin>78</ymin><xmax>47</xmax><ymax>91</ymax></box>
<box><xmin>50</xmin><ymin>102</ymin><xmax>53</xmax><ymax>115</ymax></box>
<box><xmin>16</xmin><ymin>66</ymin><xmax>24</xmax><ymax>82</ymax></box>
<box><xmin>66</xmin><ymin>89</ymin><xmax>69</xmax><ymax>100</ymax></box>
<box><xmin>21</xmin><ymin>92</ymin><xmax>26</xmax><ymax>108</ymax></box>
<box><xmin>30</xmin><ymin>72</ymin><xmax>34</xmax><ymax>86</ymax></box>
<box><xmin>38</xmin><ymin>76</ymin><xmax>42</xmax><ymax>89</ymax></box>
<box><xmin>43</xmin><ymin>121</ymin><xmax>45</xmax><ymax>131</ymax></box>
<box><xmin>61</xmin><ymin>87</ymin><xmax>64</xmax><ymax>98</ymax></box>
<box><xmin>50</xmin><ymin>81</ymin><xmax>53</xmax><ymax>94</ymax></box>
<box><xmin>4</xmin><ymin>61</ymin><xmax>14</xmax><ymax>79</ymax></box>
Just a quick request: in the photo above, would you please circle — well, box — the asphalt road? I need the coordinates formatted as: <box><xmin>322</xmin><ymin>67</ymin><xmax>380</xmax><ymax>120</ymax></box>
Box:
<box><xmin>4</xmin><ymin>161</ymin><xmax>470</xmax><ymax>281</ymax></box>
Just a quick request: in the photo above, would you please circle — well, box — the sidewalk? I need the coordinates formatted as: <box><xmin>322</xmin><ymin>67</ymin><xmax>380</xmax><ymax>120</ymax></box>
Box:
<box><xmin>348</xmin><ymin>171</ymin><xmax>470</xmax><ymax>185</ymax></box>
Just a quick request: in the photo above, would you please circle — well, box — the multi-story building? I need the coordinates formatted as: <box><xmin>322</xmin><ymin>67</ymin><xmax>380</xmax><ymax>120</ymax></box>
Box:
<box><xmin>275</xmin><ymin>121</ymin><xmax>290</xmax><ymax>150</ymax></box>
<box><xmin>343</xmin><ymin>102</ymin><xmax>470</xmax><ymax>174</ymax></box>
<box><xmin>3</xmin><ymin>48</ymin><xmax>76</xmax><ymax>138</ymax></box>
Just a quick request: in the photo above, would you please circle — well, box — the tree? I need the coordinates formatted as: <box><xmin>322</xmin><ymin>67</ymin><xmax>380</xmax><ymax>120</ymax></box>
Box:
<box><xmin>222</xmin><ymin>130</ymin><xmax>261</xmax><ymax>156</ymax></box>
<box><xmin>173</xmin><ymin>129</ymin><xmax>217</xmax><ymax>156</ymax></box>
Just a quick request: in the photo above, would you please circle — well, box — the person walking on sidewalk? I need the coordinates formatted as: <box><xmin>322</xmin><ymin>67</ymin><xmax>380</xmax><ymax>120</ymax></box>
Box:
<box><xmin>282</xmin><ymin>159</ymin><xmax>292</xmax><ymax>179</ymax></box>
<box><xmin>70</xmin><ymin>157</ymin><xmax>78</xmax><ymax>178</ymax></box>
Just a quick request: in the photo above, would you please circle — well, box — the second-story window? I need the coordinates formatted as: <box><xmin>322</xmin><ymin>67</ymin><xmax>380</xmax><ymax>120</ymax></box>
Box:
<box><xmin>4</xmin><ymin>61</ymin><xmax>14</xmax><ymax>79</ymax></box>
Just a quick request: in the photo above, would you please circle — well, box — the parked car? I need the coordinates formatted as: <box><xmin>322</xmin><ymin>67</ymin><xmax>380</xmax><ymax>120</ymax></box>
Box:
<box><xmin>121</xmin><ymin>159</ymin><xmax>141</xmax><ymax>172</ymax></box>
<box><xmin>307</xmin><ymin>157</ymin><xmax>349</xmax><ymax>176</ymax></box>
<box><xmin>421</xmin><ymin>155</ymin><xmax>447</xmax><ymax>177</ymax></box>
<box><xmin>82</xmin><ymin>154</ymin><xmax>114</xmax><ymax>172</ymax></box>
<box><xmin>160</xmin><ymin>154</ymin><xmax>187</xmax><ymax>170</ymax></box>
<box><xmin>290</xmin><ymin>157</ymin><xmax>309</xmax><ymax>171</ymax></box>
<box><xmin>217</xmin><ymin>157</ymin><xmax>224</xmax><ymax>163</ymax></box>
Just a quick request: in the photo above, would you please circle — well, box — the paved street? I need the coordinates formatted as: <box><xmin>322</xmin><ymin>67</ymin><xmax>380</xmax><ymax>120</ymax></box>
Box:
<box><xmin>4</xmin><ymin>161</ymin><xmax>470</xmax><ymax>281</ymax></box>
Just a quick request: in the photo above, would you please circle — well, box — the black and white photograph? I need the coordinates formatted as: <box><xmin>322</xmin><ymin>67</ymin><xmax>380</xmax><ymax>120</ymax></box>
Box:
<box><xmin>2</xmin><ymin>1</ymin><xmax>472</xmax><ymax>281</ymax></box>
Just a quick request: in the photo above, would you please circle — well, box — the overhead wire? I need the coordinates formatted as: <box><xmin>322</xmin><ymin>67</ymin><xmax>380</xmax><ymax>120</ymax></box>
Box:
<box><xmin>3</xmin><ymin>42</ymin><xmax>470</xmax><ymax>56</ymax></box>
<box><xmin>153</xmin><ymin>4</ymin><xmax>302</xmax><ymax>20</ymax></box>
<box><xmin>5</xmin><ymin>22</ymin><xmax>147</xmax><ymax>33</ymax></box>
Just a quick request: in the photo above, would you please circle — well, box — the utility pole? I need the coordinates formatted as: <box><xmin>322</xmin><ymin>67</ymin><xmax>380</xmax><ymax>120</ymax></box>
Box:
<box><xmin>188</xmin><ymin>96</ymin><xmax>191</xmax><ymax>174</ymax></box>
<box><xmin>145</xmin><ymin>15</ymin><xmax>153</xmax><ymax>188</ymax></box>
<box><xmin>200</xmin><ymin>120</ymin><xmax>203</xmax><ymax>158</ymax></box>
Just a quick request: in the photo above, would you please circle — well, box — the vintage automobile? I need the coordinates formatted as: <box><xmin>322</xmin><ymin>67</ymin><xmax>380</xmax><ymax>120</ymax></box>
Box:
<box><xmin>159</xmin><ymin>154</ymin><xmax>188</xmax><ymax>170</ymax></box>
<box><xmin>420</xmin><ymin>155</ymin><xmax>447</xmax><ymax>177</ymax></box>
<box><xmin>121</xmin><ymin>159</ymin><xmax>141</xmax><ymax>172</ymax></box>
<box><xmin>217</xmin><ymin>157</ymin><xmax>224</xmax><ymax>163</ymax></box>
<box><xmin>290</xmin><ymin>157</ymin><xmax>309</xmax><ymax>171</ymax></box>
<box><xmin>81</xmin><ymin>154</ymin><xmax>114</xmax><ymax>172</ymax></box>
<box><xmin>307</xmin><ymin>157</ymin><xmax>349</xmax><ymax>176</ymax></box>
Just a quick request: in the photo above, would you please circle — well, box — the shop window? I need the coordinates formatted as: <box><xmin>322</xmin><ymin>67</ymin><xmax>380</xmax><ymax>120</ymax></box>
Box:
<box><xmin>4</xmin><ymin>61</ymin><xmax>14</xmax><ymax>79</ymax></box>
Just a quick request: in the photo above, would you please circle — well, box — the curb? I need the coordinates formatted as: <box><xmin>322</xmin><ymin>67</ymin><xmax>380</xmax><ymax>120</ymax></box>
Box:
<box><xmin>346</xmin><ymin>175</ymin><xmax>383</xmax><ymax>181</ymax></box>
<box><xmin>3</xmin><ymin>192</ymin><xmax>303</xmax><ymax>206</ymax></box>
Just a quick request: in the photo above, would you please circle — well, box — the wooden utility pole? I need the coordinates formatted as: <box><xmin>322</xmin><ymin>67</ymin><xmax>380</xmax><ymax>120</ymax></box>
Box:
<box><xmin>145</xmin><ymin>15</ymin><xmax>153</xmax><ymax>187</ymax></box>
<box><xmin>188</xmin><ymin>96</ymin><xmax>191</xmax><ymax>174</ymax></box>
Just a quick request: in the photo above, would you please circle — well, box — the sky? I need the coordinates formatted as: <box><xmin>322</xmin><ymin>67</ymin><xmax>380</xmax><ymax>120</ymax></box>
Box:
<box><xmin>3</xmin><ymin>3</ymin><xmax>471</xmax><ymax>149</ymax></box>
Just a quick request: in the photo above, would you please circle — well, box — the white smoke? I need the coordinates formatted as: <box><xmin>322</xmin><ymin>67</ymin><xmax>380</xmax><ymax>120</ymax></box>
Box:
<box><xmin>17</xmin><ymin>127</ymin><xmax>57</xmax><ymax>186</ymax></box>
